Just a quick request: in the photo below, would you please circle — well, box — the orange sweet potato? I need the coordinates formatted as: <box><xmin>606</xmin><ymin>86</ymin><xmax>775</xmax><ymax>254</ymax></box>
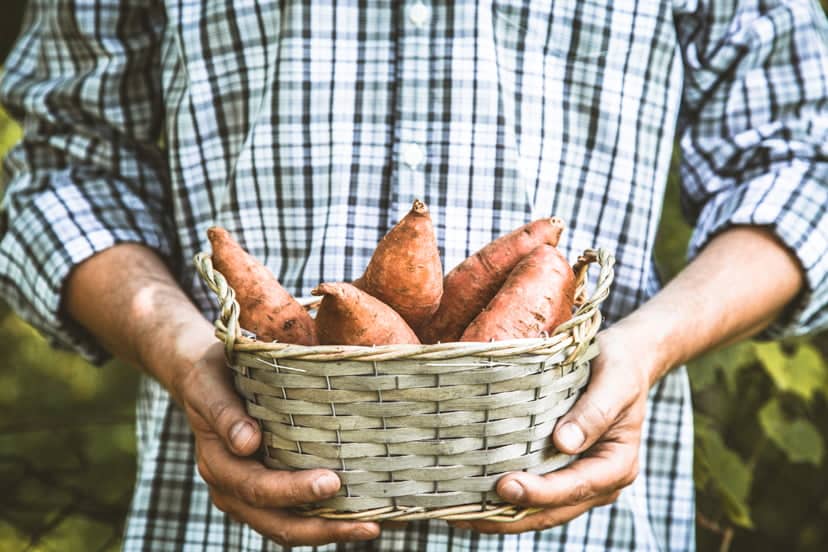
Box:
<box><xmin>354</xmin><ymin>199</ymin><xmax>442</xmax><ymax>332</ymax></box>
<box><xmin>460</xmin><ymin>244</ymin><xmax>575</xmax><ymax>342</ymax></box>
<box><xmin>312</xmin><ymin>282</ymin><xmax>421</xmax><ymax>346</ymax></box>
<box><xmin>207</xmin><ymin>227</ymin><xmax>318</xmax><ymax>345</ymax></box>
<box><xmin>420</xmin><ymin>217</ymin><xmax>565</xmax><ymax>343</ymax></box>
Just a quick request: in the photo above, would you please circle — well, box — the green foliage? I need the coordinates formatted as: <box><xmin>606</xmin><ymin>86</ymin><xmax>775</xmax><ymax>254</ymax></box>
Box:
<box><xmin>0</xmin><ymin>304</ymin><xmax>139</xmax><ymax>551</ymax></box>
<box><xmin>758</xmin><ymin>398</ymin><xmax>823</xmax><ymax>466</ymax></box>
<box><xmin>690</xmin><ymin>341</ymin><xmax>757</xmax><ymax>395</ymax></box>
<box><xmin>0</xmin><ymin>104</ymin><xmax>21</xmax><ymax>158</ymax></box>
<box><xmin>1</xmin><ymin>93</ymin><xmax>137</xmax><ymax>551</ymax></box>
<box><xmin>695</xmin><ymin>414</ymin><xmax>754</xmax><ymax>529</ymax></box>
<box><xmin>684</xmin><ymin>336</ymin><xmax>828</xmax><ymax>552</ymax></box>
<box><xmin>756</xmin><ymin>342</ymin><xmax>828</xmax><ymax>402</ymax></box>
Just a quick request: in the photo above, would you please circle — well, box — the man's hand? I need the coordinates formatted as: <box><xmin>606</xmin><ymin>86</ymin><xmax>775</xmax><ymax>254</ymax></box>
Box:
<box><xmin>65</xmin><ymin>244</ymin><xmax>380</xmax><ymax>546</ymax></box>
<box><xmin>449</xmin><ymin>327</ymin><xmax>649</xmax><ymax>534</ymax></box>
<box><xmin>452</xmin><ymin>226</ymin><xmax>805</xmax><ymax>534</ymax></box>
<box><xmin>173</xmin><ymin>341</ymin><xmax>381</xmax><ymax>546</ymax></box>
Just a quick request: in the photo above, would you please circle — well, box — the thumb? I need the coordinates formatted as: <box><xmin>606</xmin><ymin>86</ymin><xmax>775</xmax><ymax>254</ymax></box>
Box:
<box><xmin>178</xmin><ymin>342</ymin><xmax>262</xmax><ymax>456</ymax></box>
<box><xmin>553</xmin><ymin>365</ymin><xmax>619</xmax><ymax>455</ymax></box>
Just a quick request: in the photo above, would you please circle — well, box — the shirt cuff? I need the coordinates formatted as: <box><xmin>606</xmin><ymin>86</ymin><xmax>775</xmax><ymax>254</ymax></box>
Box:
<box><xmin>687</xmin><ymin>162</ymin><xmax>828</xmax><ymax>338</ymax></box>
<box><xmin>0</xmin><ymin>174</ymin><xmax>172</xmax><ymax>364</ymax></box>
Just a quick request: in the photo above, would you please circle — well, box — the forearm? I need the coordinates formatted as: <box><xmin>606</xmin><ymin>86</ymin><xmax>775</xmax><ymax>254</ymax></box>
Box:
<box><xmin>64</xmin><ymin>243</ymin><xmax>214</xmax><ymax>402</ymax></box>
<box><xmin>615</xmin><ymin>226</ymin><xmax>804</xmax><ymax>386</ymax></box>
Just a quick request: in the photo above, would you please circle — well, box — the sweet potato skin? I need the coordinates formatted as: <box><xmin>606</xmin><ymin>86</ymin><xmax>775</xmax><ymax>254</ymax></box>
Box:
<box><xmin>460</xmin><ymin>244</ymin><xmax>575</xmax><ymax>342</ymax></box>
<box><xmin>420</xmin><ymin>217</ymin><xmax>565</xmax><ymax>343</ymax></box>
<box><xmin>312</xmin><ymin>282</ymin><xmax>421</xmax><ymax>346</ymax></box>
<box><xmin>355</xmin><ymin>200</ymin><xmax>442</xmax><ymax>333</ymax></box>
<box><xmin>207</xmin><ymin>227</ymin><xmax>318</xmax><ymax>345</ymax></box>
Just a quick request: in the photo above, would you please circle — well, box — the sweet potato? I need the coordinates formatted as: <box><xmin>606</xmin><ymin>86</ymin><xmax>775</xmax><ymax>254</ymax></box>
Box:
<box><xmin>312</xmin><ymin>282</ymin><xmax>421</xmax><ymax>346</ymax></box>
<box><xmin>207</xmin><ymin>227</ymin><xmax>318</xmax><ymax>345</ymax></box>
<box><xmin>420</xmin><ymin>217</ymin><xmax>565</xmax><ymax>343</ymax></box>
<box><xmin>354</xmin><ymin>199</ymin><xmax>442</xmax><ymax>332</ymax></box>
<box><xmin>460</xmin><ymin>244</ymin><xmax>575</xmax><ymax>342</ymax></box>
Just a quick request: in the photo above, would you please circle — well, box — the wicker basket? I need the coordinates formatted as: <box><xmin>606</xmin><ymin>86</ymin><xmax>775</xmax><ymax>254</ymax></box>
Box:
<box><xmin>193</xmin><ymin>248</ymin><xmax>614</xmax><ymax>522</ymax></box>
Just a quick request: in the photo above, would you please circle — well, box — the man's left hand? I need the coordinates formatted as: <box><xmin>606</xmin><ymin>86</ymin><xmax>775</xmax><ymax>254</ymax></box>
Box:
<box><xmin>450</xmin><ymin>326</ymin><xmax>653</xmax><ymax>534</ymax></box>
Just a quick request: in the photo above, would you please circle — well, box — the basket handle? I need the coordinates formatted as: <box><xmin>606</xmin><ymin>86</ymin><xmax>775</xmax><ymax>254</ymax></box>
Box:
<box><xmin>193</xmin><ymin>252</ymin><xmax>241</xmax><ymax>358</ymax></box>
<box><xmin>550</xmin><ymin>248</ymin><xmax>616</xmax><ymax>343</ymax></box>
<box><xmin>572</xmin><ymin>249</ymin><xmax>614</xmax><ymax>315</ymax></box>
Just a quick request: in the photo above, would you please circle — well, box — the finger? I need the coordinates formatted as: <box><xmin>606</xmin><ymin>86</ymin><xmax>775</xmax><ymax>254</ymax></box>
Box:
<box><xmin>450</xmin><ymin>491</ymin><xmax>619</xmax><ymax>534</ymax></box>
<box><xmin>495</xmin><ymin>440</ymin><xmax>638</xmax><ymax>507</ymax></box>
<box><xmin>197</xmin><ymin>435</ymin><xmax>341</xmax><ymax>508</ymax></box>
<box><xmin>178</xmin><ymin>342</ymin><xmax>261</xmax><ymax>456</ymax></box>
<box><xmin>210</xmin><ymin>489</ymin><xmax>380</xmax><ymax>546</ymax></box>
<box><xmin>552</xmin><ymin>349</ymin><xmax>639</xmax><ymax>455</ymax></box>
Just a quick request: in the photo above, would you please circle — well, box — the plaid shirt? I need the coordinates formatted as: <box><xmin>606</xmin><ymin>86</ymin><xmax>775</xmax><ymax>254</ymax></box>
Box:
<box><xmin>2</xmin><ymin>0</ymin><xmax>828</xmax><ymax>550</ymax></box>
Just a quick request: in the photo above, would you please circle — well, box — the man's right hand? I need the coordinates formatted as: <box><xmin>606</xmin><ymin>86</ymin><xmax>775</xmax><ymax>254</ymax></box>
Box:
<box><xmin>64</xmin><ymin>244</ymin><xmax>381</xmax><ymax>546</ymax></box>
<box><xmin>173</xmin><ymin>342</ymin><xmax>381</xmax><ymax>546</ymax></box>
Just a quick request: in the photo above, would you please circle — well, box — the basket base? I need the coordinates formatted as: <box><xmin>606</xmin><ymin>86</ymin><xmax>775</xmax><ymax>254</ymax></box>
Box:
<box><xmin>296</xmin><ymin>502</ymin><xmax>544</xmax><ymax>522</ymax></box>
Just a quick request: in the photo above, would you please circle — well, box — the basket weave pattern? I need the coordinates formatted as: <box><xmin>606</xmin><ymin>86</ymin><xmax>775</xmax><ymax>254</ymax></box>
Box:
<box><xmin>194</xmin><ymin>249</ymin><xmax>614</xmax><ymax>522</ymax></box>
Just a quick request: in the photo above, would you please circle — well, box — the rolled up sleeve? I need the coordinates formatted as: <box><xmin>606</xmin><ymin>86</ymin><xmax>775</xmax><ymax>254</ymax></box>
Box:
<box><xmin>0</xmin><ymin>0</ymin><xmax>171</xmax><ymax>362</ymax></box>
<box><xmin>676</xmin><ymin>0</ymin><xmax>828</xmax><ymax>337</ymax></box>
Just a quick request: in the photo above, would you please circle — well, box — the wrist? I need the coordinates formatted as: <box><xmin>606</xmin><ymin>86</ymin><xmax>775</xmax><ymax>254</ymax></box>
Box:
<box><xmin>127</xmin><ymin>282</ymin><xmax>218</xmax><ymax>393</ymax></box>
<box><xmin>138</xmin><ymin>316</ymin><xmax>217</xmax><ymax>392</ymax></box>
<box><xmin>605</xmin><ymin>315</ymin><xmax>674</xmax><ymax>389</ymax></box>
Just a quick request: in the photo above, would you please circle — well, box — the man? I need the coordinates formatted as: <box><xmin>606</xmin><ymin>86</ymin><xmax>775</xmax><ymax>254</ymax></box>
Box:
<box><xmin>1</xmin><ymin>0</ymin><xmax>826</xmax><ymax>550</ymax></box>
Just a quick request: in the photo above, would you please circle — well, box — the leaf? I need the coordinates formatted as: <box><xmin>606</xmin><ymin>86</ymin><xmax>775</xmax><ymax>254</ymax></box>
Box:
<box><xmin>756</xmin><ymin>343</ymin><xmax>828</xmax><ymax>402</ymax></box>
<box><xmin>0</xmin><ymin>103</ymin><xmax>21</xmax><ymax>162</ymax></box>
<box><xmin>758</xmin><ymin>398</ymin><xmax>824</xmax><ymax>466</ymax></box>
<box><xmin>716</xmin><ymin>342</ymin><xmax>757</xmax><ymax>394</ymax></box>
<box><xmin>694</xmin><ymin>415</ymin><xmax>754</xmax><ymax>528</ymax></box>
<box><xmin>689</xmin><ymin>342</ymin><xmax>757</xmax><ymax>393</ymax></box>
<box><xmin>693</xmin><ymin>416</ymin><xmax>715</xmax><ymax>489</ymax></box>
<box><xmin>722</xmin><ymin>493</ymin><xmax>754</xmax><ymax>529</ymax></box>
<box><xmin>688</xmin><ymin>362</ymin><xmax>718</xmax><ymax>392</ymax></box>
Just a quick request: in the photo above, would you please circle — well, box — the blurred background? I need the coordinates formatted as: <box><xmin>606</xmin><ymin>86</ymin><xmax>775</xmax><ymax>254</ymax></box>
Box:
<box><xmin>0</xmin><ymin>2</ymin><xmax>826</xmax><ymax>551</ymax></box>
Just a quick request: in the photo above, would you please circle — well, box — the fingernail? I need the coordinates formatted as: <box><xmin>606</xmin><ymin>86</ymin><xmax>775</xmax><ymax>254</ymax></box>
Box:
<box><xmin>501</xmin><ymin>479</ymin><xmax>526</xmax><ymax>502</ymax></box>
<box><xmin>558</xmin><ymin>422</ymin><xmax>585</xmax><ymax>451</ymax></box>
<box><xmin>229</xmin><ymin>421</ymin><xmax>255</xmax><ymax>450</ymax></box>
<box><xmin>312</xmin><ymin>473</ymin><xmax>340</xmax><ymax>497</ymax></box>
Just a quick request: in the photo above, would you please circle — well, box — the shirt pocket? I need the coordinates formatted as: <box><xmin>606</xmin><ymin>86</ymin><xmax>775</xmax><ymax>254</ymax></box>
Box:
<box><xmin>491</xmin><ymin>0</ymin><xmax>612</xmax><ymax>63</ymax></box>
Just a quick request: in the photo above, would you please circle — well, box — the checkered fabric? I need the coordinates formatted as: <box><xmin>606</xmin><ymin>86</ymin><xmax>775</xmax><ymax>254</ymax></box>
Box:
<box><xmin>2</xmin><ymin>0</ymin><xmax>827</xmax><ymax>550</ymax></box>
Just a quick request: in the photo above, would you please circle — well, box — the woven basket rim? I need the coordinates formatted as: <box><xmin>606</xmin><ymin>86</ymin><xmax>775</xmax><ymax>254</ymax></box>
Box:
<box><xmin>193</xmin><ymin>248</ymin><xmax>615</xmax><ymax>361</ymax></box>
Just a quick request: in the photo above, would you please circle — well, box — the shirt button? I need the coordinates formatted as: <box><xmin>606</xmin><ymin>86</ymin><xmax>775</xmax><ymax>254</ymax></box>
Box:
<box><xmin>408</xmin><ymin>2</ymin><xmax>430</xmax><ymax>28</ymax></box>
<box><xmin>401</xmin><ymin>142</ymin><xmax>425</xmax><ymax>169</ymax></box>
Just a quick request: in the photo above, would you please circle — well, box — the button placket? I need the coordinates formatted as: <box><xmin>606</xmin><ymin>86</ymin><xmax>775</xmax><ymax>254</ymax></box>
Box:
<box><xmin>392</xmin><ymin>1</ymin><xmax>432</xmax><ymax>217</ymax></box>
